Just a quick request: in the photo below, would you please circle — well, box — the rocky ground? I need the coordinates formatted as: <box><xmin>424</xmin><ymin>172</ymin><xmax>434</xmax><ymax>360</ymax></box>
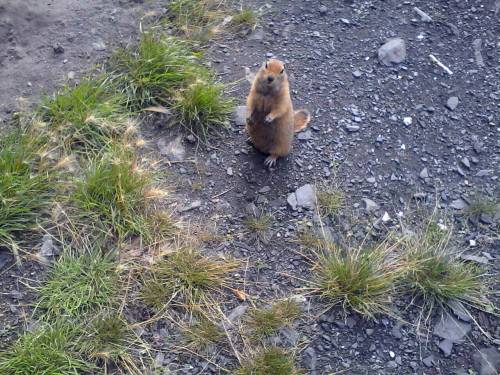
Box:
<box><xmin>1</xmin><ymin>0</ymin><xmax>499</xmax><ymax>374</ymax></box>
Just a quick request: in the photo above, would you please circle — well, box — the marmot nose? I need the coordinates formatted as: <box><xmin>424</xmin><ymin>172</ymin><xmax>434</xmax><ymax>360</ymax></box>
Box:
<box><xmin>267</xmin><ymin>76</ymin><xmax>274</xmax><ymax>83</ymax></box>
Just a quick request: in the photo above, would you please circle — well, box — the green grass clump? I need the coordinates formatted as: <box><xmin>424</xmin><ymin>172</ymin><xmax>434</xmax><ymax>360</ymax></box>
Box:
<box><xmin>243</xmin><ymin>214</ymin><xmax>273</xmax><ymax>233</ymax></box>
<box><xmin>0</xmin><ymin>321</ymin><xmax>93</xmax><ymax>375</ymax></box>
<box><xmin>402</xmin><ymin>222</ymin><xmax>492</xmax><ymax>314</ymax></box>
<box><xmin>0</xmin><ymin>127</ymin><xmax>51</xmax><ymax>259</ymax></box>
<box><xmin>110</xmin><ymin>33</ymin><xmax>205</xmax><ymax>110</ymax></box>
<box><xmin>175</xmin><ymin>81</ymin><xmax>234</xmax><ymax>136</ymax></box>
<box><xmin>141</xmin><ymin>246</ymin><xmax>239</xmax><ymax>309</ymax></box>
<box><xmin>309</xmin><ymin>239</ymin><xmax>403</xmax><ymax>318</ymax></box>
<box><xmin>231</xmin><ymin>9</ymin><xmax>257</xmax><ymax>30</ymax></box>
<box><xmin>72</xmin><ymin>149</ymin><xmax>172</xmax><ymax>242</ymax></box>
<box><xmin>78</xmin><ymin>311</ymin><xmax>137</xmax><ymax>365</ymax></box>
<box><xmin>183</xmin><ymin>316</ymin><xmax>224</xmax><ymax>351</ymax></box>
<box><xmin>317</xmin><ymin>188</ymin><xmax>344</xmax><ymax>217</ymax></box>
<box><xmin>37</xmin><ymin>251</ymin><xmax>117</xmax><ymax>318</ymax></box>
<box><xmin>246</xmin><ymin>300</ymin><xmax>301</xmax><ymax>338</ymax></box>
<box><xmin>236</xmin><ymin>347</ymin><xmax>301</xmax><ymax>375</ymax></box>
<box><xmin>41</xmin><ymin>79</ymin><xmax>128</xmax><ymax>154</ymax></box>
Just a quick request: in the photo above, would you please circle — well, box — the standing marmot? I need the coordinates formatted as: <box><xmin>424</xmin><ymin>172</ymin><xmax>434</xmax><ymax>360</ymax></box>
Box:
<box><xmin>246</xmin><ymin>59</ymin><xmax>311</xmax><ymax>168</ymax></box>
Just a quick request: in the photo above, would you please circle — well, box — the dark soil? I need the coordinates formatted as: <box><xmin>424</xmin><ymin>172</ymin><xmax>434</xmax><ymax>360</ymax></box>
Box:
<box><xmin>1</xmin><ymin>0</ymin><xmax>499</xmax><ymax>374</ymax></box>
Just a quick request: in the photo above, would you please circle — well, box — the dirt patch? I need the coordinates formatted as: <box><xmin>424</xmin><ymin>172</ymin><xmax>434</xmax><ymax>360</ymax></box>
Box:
<box><xmin>0</xmin><ymin>0</ymin><xmax>163</xmax><ymax>122</ymax></box>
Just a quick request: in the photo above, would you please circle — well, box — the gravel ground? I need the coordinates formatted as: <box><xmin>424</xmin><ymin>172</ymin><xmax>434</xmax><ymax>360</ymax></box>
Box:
<box><xmin>1</xmin><ymin>0</ymin><xmax>499</xmax><ymax>374</ymax></box>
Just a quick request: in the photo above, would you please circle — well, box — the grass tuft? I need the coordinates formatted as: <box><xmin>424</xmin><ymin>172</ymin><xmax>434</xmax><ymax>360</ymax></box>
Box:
<box><xmin>231</xmin><ymin>9</ymin><xmax>257</xmax><ymax>30</ymax></box>
<box><xmin>72</xmin><ymin>148</ymin><xmax>173</xmax><ymax>242</ymax></box>
<box><xmin>110</xmin><ymin>33</ymin><xmax>204</xmax><ymax>110</ymax></box>
<box><xmin>0</xmin><ymin>321</ymin><xmax>93</xmax><ymax>375</ymax></box>
<box><xmin>175</xmin><ymin>81</ymin><xmax>234</xmax><ymax>136</ymax></box>
<box><xmin>167</xmin><ymin>0</ymin><xmax>225</xmax><ymax>40</ymax></box>
<box><xmin>464</xmin><ymin>195</ymin><xmax>497</xmax><ymax>221</ymax></box>
<box><xmin>308</xmin><ymin>234</ymin><xmax>403</xmax><ymax>317</ymax></box>
<box><xmin>37</xmin><ymin>251</ymin><xmax>117</xmax><ymax>318</ymax></box>
<box><xmin>141</xmin><ymin>246</ymin><xmax>239</xmax><ymax>309</ymax></box>
<box><xmin>246</xmin><ymin>299</ymin><xmax>301</xmax><ymax>338</ymax></box>
<box><xmin>402</xmin><ymin>221</ymin><xmax>493</xmax><ymax>314</ymax></box>
<box><xmin>41</xmin><ymin>79</ymin><xmax>128</xmax><ymax>154</ymax></box>
<box><xmin>317</xmin><ymin>188</ymin><xmax>344</xmax><ymax>217</ymax></box>
<box><xmin>183</xmin><ymin>316</ymin><xmax>224</xmax><ymax>351</ymax></box>
<box><xmin>0</xmin><ymin>126</ymin><xmax>52</xmax><ymax>259</ymax></box>
<box><xmin>236</xmin><ymin>347</ymin><xmax>301</xmax><ymax>375</ymax></box>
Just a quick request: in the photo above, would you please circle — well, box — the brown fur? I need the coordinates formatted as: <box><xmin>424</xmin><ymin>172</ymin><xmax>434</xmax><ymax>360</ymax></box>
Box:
<box><xmin>246</xmin><ymin>59</ymin><xmax>311</xmax><ymax>167</ymax></box>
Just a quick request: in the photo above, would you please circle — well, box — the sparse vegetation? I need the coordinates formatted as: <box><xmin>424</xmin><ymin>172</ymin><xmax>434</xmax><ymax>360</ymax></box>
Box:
<box><xmin>464</xmin><ymin>194</ymin><xmax>497</xmax><ymax>222</ymax></box>
<box><xmin>0</xmin><ymin>126</ymin><xmax>52</xmax><ymax>260</ymax></box>
<box><xmin>317</xmin><ymin>188</ymin><xmax>344</xmax><ymax>216</ymax></box>
<box><xmin>246</xmin><ymin>299</ymin><xmax>301</xmax><ymax>338</ymax></box>
<box><xmin>0</xmin><ymin>321</ymin><xmax>93</xmax><ymax>375</ymax></box>
<box><xmin>308</xmin><ymin>235</ymin><xmax>404</xmax><ymax>317</ymax></box>
<box><xmin>37</xmin><ymin>251</ymin><xmax>117</xmax><ymax>318</ymax></box>
<box><xmin>141</xmin><ymin>246</ymin><xmax>239</xmax><ymax>309</ymax></box>
<box><xmin>167</xmin><ymin>0</ymin><xmax>225</xmax><ymax>40</ymax></box>
<box><xmin>236</xmin><ymin>347</ymin><xmax>301</xmax><ymax>375</ymax></box>
<box><xmin>41</xmin><ymin>79</ymin><xmax>128</xmax><ymax>154</ymax></box>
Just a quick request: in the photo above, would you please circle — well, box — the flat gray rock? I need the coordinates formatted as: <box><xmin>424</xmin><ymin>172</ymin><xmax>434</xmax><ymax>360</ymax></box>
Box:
<box><xmin>446</xmin><ymin>96</ymin><xmax>459</xmax><ymax>111</ymax></box>
<box><xmin>434</xmin><ymin>313</ymin><xmax>471</xmax><ymax>342</ymax></box>
<box><xmin>473</xmin><ymin>348</ymin><xmax>500</xmax><ymax>375</ymax></box>
<box><xmin>232</xmin><ymin>105</ymin><xmax>247</xmax><ymax>126</ymax></box>
<box><xmin>362</xmin><ymin>198</ymin><xmax>380</xmax><ymax>212</ymax></box>
<box><xmin>378</xmin><ymin>38</ymin><xmax>406</xmax><ymax>66</ymax></box>
<box><xmin>288</xmin><ymin>184</ymin><xmax>316</xmax><ymax>210</ymax></box>
<box><xmin>158</xmin><ymin>136</ymin><xmax>185</xmax><ymax>161</ymax></box>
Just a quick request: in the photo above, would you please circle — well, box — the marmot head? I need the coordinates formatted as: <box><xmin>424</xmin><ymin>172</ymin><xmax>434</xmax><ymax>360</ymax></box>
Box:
<box><xmin>255</xmin><ymin>59</ymin><xmax>287</xmax><ymax>96</ymax></box>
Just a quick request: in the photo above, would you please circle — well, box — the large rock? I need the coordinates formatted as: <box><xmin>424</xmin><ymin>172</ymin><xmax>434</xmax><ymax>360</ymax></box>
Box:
<box><xmin>287</xmin><ymin>184</ymin><xmax>316</xmax><ymax>210</ymax></box>
<box><xmin>378</xmin><ymin>38</ymin><xmax>406</xmax><ymax>66</ymax></box>
<box><xmin>158</xmin><ymin>136</ymin><xmax>185</xmax><ymax>161</ymax></box>
<box><xmin>473</xmin><ymin>348</ymin><xmax>500</xmax><ymax>375</ymax></box>
<box><xmin>433</xmin><ymin>313</ymin><xmax>471</xmax><ymax>342</ymax></box>
<box><xmin>233</xmin><ymin>105</ymin><xmax>247</xmax><ymax>126</ymax></box>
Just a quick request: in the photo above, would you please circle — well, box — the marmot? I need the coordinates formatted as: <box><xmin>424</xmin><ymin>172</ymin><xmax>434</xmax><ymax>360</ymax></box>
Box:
<box><xmin>246</xmin><ymin>59</ymin><xmax>311</xmax><ymax>168</ymax></box>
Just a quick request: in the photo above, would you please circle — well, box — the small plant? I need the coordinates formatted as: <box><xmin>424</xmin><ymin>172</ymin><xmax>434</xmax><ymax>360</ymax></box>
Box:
<box><xmin>243</xmin><ymin>214</ymin><xmax>273</xmax><ymax>233</ymax></box>
<box><xmin>41</xmin><ymin>79</ymin><xmax>128</xmax><ymax>154</ymax></box>
<box><xmin>231</xmin><ymin>9</ymin><xmax>257</xmax><ymax>30</ymax></box>
<box><xmin>110</xmin><ymin>33</ymin><xmax>205</xmax><ymax>110</ymax></box>
<box><xmin>246</xmin><ymin>299</ymin><xmax>301</xmax><ymax>338</ymax></box>
<box><xmin>402</xmin><ymin>221</ymin><xmax>493</xmax><ymax>315</ymax></box>
<box><xmin>78</xmin><ymin>311</ymin><xmax>137</xmax><ymax>366</ymax></box>
<box><xmin>464</xmin><ymin>195</ymin><xmax>497</xmax><ymax>222</ymax></box>
<box><xmin>37</xmin><ymin>251</ymin><xmax>117</xmax><ymax>318</ymax></box>
<box><xmin>308</xmin><ymin>237</ymin><xmax>404</xmax><ymax>318</ymax></box>
<box><xmin>0</xmin><ymin>126</ymin><xmax>52</xmax><ymax>260</ymax></box>
<box><xmin>141</xmin><ymin>246</ymin><xmax>239</xmax><ymax>309</ymax></box>
<box><xmin>0</xmin><ymin>321</ymin><xmax>93</xmax><ymax>375</ymax></box>
<box><xmin>317</xmin><ymin>188</ymin><xmax>344</xmax><ymax>217</ymax></box>
<box><xmin>183</xmin><ymin>316</ymin><xmax>224</xmax><ymax>351</ymax></box>
<box><xmin>175</xmin><ymin>81</ymin><xmax>234</xmax><ymax>136</ymax></box>
<box><xmin>236</xmin><ymin>347</ymin><xmax>301</xmax><ymax>375</ymax></box>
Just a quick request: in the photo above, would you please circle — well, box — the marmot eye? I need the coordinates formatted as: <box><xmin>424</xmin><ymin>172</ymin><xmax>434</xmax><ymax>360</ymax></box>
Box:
<box><xmin>280</xmin><ymin>68</ymin><xmax>284</xmax><ymax>74</ymax></box>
